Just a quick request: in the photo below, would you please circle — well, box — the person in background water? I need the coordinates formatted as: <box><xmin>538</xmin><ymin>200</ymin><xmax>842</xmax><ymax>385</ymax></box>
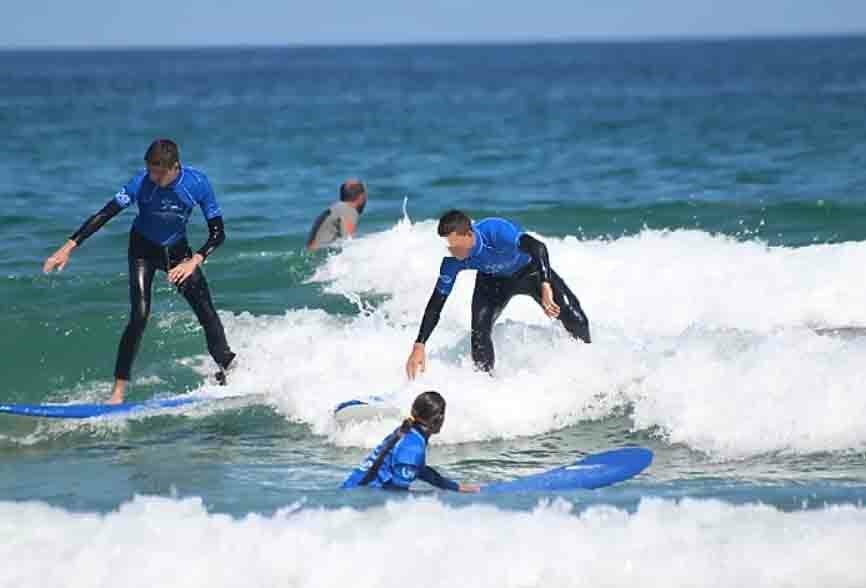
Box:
<box><xmin>306</xmin><ymin>179</ymin><xmax>367</xmax><ymax>250</ymax></box>
<box><xmin>42</xmin><ymin>139</ymin><xmax>237</xmax><ymax>403</ymax></box>
<box><xmin>406</xmin><ymin>210</ymin><xmax>590</xmax><ymax>378</ymax></box>
<box><xmin>342</xmin><ymin>391</ymin><xmax>480</xmax><ymax>492</ymax></box>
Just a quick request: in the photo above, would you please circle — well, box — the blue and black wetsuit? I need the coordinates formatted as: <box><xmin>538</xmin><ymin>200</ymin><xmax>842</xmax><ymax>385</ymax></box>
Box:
<box><xmin>416</xmin><ymin>218</ymin><xmax>590</xmax><ymax>372</ymax></box>
<box><xmin>70</xmin><ymin>167</ymin><xmax>235</xmax><ymax>381</ymax></box>
<box><xmin>342</xmin><ymin>425</ymin><xmax>459</xmax><ymax>491</ymax></box>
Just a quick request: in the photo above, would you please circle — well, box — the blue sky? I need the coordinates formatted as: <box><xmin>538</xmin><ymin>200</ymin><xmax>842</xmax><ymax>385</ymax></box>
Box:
<box><xmin>3</xmin><ymin>0</ymin><xmax>866</xmax><ymax>47</ymax></box>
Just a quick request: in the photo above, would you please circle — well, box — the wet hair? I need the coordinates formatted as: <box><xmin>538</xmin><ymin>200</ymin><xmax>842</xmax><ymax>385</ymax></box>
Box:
<box><xmin>339</xmin><ymin>179</ymin><xmax>367</xmax><ymax>202</ymax></box>
<box><xmin>437</xmin><ymin>210</ymin><xmax>472</xmax><ymax>236</ymax></box>
<box><xmin>359</xmin><ymin>391</ymin><xmax>446</xmax><ymax>486</ymax></box>
<box><xmin>144</xmin><ymin>139</ymin><xmax>180</xmax><ymax>169</ymax></box>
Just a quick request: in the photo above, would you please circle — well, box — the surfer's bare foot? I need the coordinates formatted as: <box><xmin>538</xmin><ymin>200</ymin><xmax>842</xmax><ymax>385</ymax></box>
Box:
<box><xmin>107</xmin><ymin>380</ymin><xmax>127</xmax><ymax>404</ymax></box>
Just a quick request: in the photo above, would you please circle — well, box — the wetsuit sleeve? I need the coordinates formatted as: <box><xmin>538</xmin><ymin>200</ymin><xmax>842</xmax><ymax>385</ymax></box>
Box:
<box><xmin>416</xmin><ymin>258</ymin><xmax>461</xmax><ymax>344</ymax></box>
<box><xmin>518</xmin><ymin>233</ymin><xmax>552</xmax><ymax>283</ymax></box>
<box><xmin>416</xmin><ymin>290</ymin><xmax>447</xmax><ymax>344</ymax></box>
<box><xmin>69</xmin><ymin>199</ymin><xmax>124</xmax><ymax>245</ymax></box>
<box><xmin>186</xmin><ymin>172</ymin><xmax>224</xmax><ymax>259</ymax></box>
<box><xmin>68</xmin><ymin>173</ymin><xmax>143</xmax><ymax>245</ymax></box>
<box><xmin>418</xmin><ymin>466</ymin><xmax>460</xmax><ymax>492</ymax></box>
<box><xmin>194</xmin><ymin>173</ymin><xmax>223</xmax><ymax>220</ymax></box>
<box><xmin>115</xmin><ymin>173</ymin><xmax>143</xmax><ymax>209</ymax></box>
<box><xmin>434</xmin><ymin>257</ymin><xmax>461</xmax><ymax>297</ymax></box>
<box><xmin>196</xmin><ymin>216</ymin><xmax>225</xmax><ymax>260</ymax></box>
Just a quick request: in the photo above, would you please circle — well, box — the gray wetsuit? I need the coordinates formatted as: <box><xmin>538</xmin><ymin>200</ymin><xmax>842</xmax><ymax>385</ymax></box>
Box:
<box><xmin>307</xmin><ymin>201</ymin><xmax>359</xmax><ymax>248</ymax></box>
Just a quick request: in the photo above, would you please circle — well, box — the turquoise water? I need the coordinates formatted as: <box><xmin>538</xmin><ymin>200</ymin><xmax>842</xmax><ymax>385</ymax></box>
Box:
<box><xmin>1</xmin><ymin>37</ymin><xmax>866</xmax><ymax>587</ymax></box>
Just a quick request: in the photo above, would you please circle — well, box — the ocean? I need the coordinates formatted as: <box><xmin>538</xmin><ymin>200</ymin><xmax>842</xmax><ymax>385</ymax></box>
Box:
<box><xmin>1</xmin><ymin>36</ymin><xmax>866</xmax><ymax>587</ymax></box>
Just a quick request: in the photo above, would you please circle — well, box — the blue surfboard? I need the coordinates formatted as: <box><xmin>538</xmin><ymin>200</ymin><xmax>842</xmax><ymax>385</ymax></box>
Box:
<box><xmin>0</xmin><ymin>394</ymin><xmax>213</xmax><ymax>419</ymax></box>
<box><xmin>482</xmin><ymin>447</ymin><xmax>653</xmax><ymax>493</ymax></box>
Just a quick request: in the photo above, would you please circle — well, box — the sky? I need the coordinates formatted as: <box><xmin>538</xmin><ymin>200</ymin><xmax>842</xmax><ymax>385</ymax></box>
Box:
<box><xmin>2</xmin><ymin>0</ymin><xmax>865</xmax><ymax>47</ymax></box>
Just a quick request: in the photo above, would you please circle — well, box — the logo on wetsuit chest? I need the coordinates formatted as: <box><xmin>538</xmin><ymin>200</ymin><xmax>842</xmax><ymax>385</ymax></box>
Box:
<box><xmin>159</xmin><ymin>195</ymin><xmax>185</xmax><ymax>214</ymax></box>
<box><xmin>474</xmin><ymin>245</ymin><xmax>525</xmax><ymax>275</ymax></box>
<box><xmin>481</xmin><ymin>262</ymin><xmax>513</xmax><ymax>274</ymax></box>
<box><xmin>140</xmin><ymin>186</ymin><xmax>188</xmax><ymax>216</ymax></box>
<box><xmin>478</xmin><ymin>253</ymin><xmax>522</xmax><ymax>275</ymax></box>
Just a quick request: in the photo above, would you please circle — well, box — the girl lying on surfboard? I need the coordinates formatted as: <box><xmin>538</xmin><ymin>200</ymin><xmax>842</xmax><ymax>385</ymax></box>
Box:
<box><xmin>341</xmin><ymin>391</ymin><xmax>480</xmax><ymax>492</ymax></box>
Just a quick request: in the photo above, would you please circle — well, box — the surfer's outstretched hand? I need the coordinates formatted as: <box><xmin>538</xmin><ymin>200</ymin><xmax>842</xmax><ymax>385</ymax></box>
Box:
<box><xmin>406</xmin><ymin>343</ymin><xmax>426</xmax><ymax>380</ymax></box>
<box><xmin>44</xmin><ymin>240</ymin><xmax>77</xmax><ymax>273</ymax></box>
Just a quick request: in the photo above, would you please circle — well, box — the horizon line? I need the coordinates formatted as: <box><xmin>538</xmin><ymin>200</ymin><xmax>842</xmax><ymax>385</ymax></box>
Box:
<box><xmin>1</xmin><ymin>30</ymin><xmax>865</xmax><ymax>52</ymax></box>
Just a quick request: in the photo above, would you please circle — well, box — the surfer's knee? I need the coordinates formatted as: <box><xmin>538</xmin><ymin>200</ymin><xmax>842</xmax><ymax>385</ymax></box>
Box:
<box><xmin>127</xmin><ymin>309</ymin><xmax>150</xmax><ymax>333</ymax></box>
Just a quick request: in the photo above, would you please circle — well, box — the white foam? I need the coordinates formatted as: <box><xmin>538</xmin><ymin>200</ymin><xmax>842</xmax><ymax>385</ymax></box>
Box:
<box><xmin>210</xmin><ymin>307</ymin><xmax>640</xmax><ymax>449</ymax></box>
<box><xmin>631</xmin><ymin>328</ymin><xmax>866</xmax><ymax>456</ymax></box>
<box><xmin>312</xmin><ymin>221</ymin><xmax>866</xmax><ymax>336</ymax></box>
<box><xmin>2</xmin><ymin>495</ymin><xmax>865</xmax><ymax>588</ymax></box>
<box><xmin>194</xmin><ymin>222</ymin><xmax>866</xmax><ymax>457</ymax></box>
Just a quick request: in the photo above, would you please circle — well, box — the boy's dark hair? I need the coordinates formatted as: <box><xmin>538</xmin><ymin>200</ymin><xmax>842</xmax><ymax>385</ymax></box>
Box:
<box><xmin>144</xmin><ymin>139</ymin><xmax>180</xmax><ymax>168</ymax></box>
<box><xmin>437</xmin><ymin>210</ymin><xmax>472</xmax><ymax>236</ymax></box>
